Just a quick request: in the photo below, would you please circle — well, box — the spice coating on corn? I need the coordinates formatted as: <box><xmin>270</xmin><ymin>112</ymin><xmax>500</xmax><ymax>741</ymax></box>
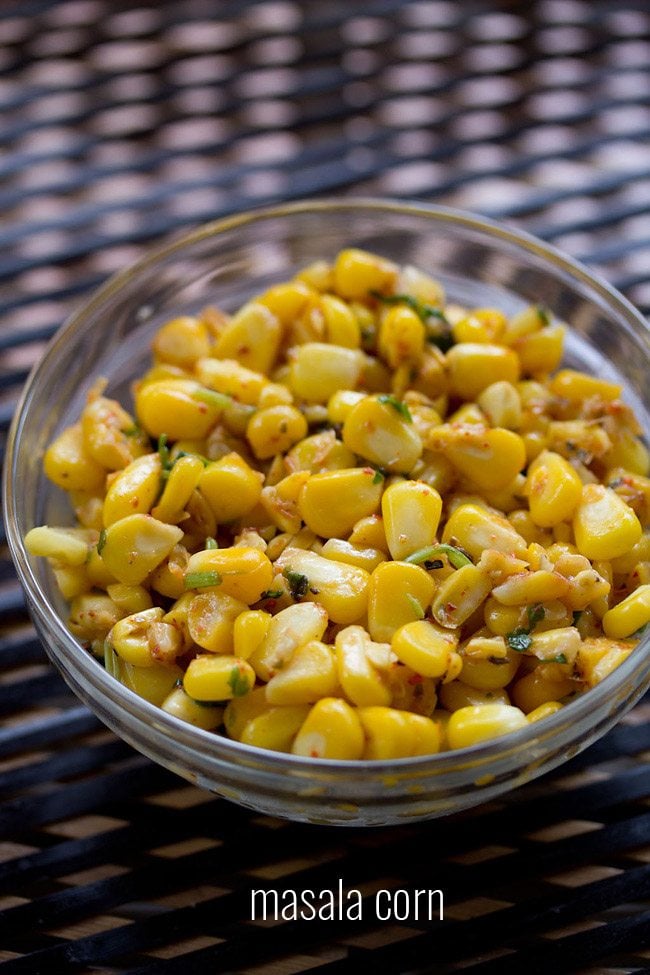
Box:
<box><xmin>26</xmin><ymin>250</ymin><xmax>649</xmax><ymax>759</ymax></box>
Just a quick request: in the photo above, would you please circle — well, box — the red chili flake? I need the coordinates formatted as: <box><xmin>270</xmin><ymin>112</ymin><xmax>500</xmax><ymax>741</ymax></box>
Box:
<box><xmin>445</xmin><ymin>602</ymin><xmax>457</xmax><ymax>613</ymax></box>
<box><xmin>407</xmin><ymin>673</ymin><xmax>424</xmax><ymax>685</ymax></box>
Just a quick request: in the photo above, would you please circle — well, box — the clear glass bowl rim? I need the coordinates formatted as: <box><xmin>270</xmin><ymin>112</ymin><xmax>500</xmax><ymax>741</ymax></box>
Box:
<box><xmin>4</xmin><ymin>197</ymin><xmax>650</xmax><ymax>784</ymax></box>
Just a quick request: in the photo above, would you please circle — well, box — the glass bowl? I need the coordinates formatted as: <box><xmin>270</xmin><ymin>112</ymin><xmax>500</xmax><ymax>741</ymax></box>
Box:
<box><xmin>5</xmin><ymin>199</ymin><xmax>650</xmax><ymax>827</ymax></box>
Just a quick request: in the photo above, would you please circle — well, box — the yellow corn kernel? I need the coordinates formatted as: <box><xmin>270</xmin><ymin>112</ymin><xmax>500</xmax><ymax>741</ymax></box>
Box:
<box><xmin>265</xmin><ymin>640</ymin><xmax>338</xmax><ymax>705</ymax></box>
<box><xmin>342</xmin><ymin>394</ymin><xmax>423</xmax><ymax>474</ymax></box>
<box><xmin>610</xmin><ymin>534</ymin><xmax>650</xmax><ymax>576</ymax></box>
<box><xmin>100</xmin><ymin>514</ymin><xmax>183</xmax><ymax>586</ymax></box>
<box><xmin>185</xmin><ymin>547</ymin><xmax>273</xmax><ymax>604</ymax></box>
<box><xmin>69</xmin><ymin>592</ymin><xmax>122</xmax><ymax>642</ymax></box>
<box><xmin>477</xmin><ymin>381</ymin><xmax>522</xmax><ymax>430</ymax></box>
<box><xmin>514</xmin><ymin>325</ymin><xmax>565</xmax><ymax>375</ymax></box>
<box><xmin>511</xmin><ymin>669</ymin><xmax>576</xmax><ymax>713</ymax></box>
<box><xmin>333</xmin><ymin>248</ymin><xmax>396</xmax><ymax>300</ymax></box>
<box><xmin>550</xmin><ymin>369</ymin><xmax>622</xmax><ymax>403</ymax></box>
<box><xmin>82</xmin><ymin>394</ymin><xmax>149</xmax><ymax>471</ymax></box>
<box><xmin>44</xmin><ymin>423</ymin><xmax>106</xmax><ymax>492</ymax></box>
<box><xmin>573</xmin><ymin>485</ymin><xmax>642</xmax><ymax>561</ymax></box>
<box><xmin>240</xmin><ymin>706</ymin><xmax>312</xmax><ymax>752</ymax></box>
<box><xmin>136</xmin><ymin>379</ymin><xmax>226</xmax><ymax>440</ymax></box>
<box><xmin>259</xmin><ymin>473</ymin><xmax>309</xmax><ymax>534</ymax></box>
<box><xmin>491</xmin><ymin>569</ymin><xmax>569</xmax><ymax>606</ymax></box>
<box><xmin>257</xmin><ymin>382</ymin><xmax>293</xmax><ymax>409</ymax></box>
<box><xmin>149</xmin><ymin>543</ymin><xmax>189</xmax><ymax>600</ymax></box>
<box><xmin>233</xmin><ymin>610</ymin><xmax>271</xmax><ymax>660</ymax></box>
<box><xmin>428</xmin><ymin>425</ymin><xmax>526</xmax><ymax>491</ymax></box>
<box><xmin>442</xmin><ymin>502</ymin><xmax>528</xmax><ymax>561</ymax></box>
<box><xmin>381</xmin><ymin>480</ymin><xmax>442</xmax><ymax>561</ymax></box>
<box><xmin>606</xmin><ymin>430</ymin><xmax>650</xmax><ymax>476</ymax></box>
<box><xmin>71</xmin><ymin>491</ymin><xmax>105</xmax><ymax>531</ymax></box>
<box><xmin>291</xmin><ymin>697</ymin><xmax>365</xmax><ymax>759</ymax></box>
<box><xmin>319</xmin><ymin>293</ymin><xmax>361</xmax><ymax>348</ymax></box>
<box><xmin>527</xmin><ymin>701</ymin><xmax>563</xmax><ymax>723</ymax></box>
<box><xmin>250</xmin><ymin>602</ymin><xmax>328</xmax><ymax>681</ymax></box>
<box><xmin>335</xmin><ymin>625</ymin><xmax>391</xmax><ymax>707</ymax></box>
<box><xmin>396</xmin><ymin>263</ymin><xmax>445</xmax><ymax>305</ymax></box>
<box><xmin>187</xmin><ymin>591</ymin><xmax>247</xmax><ymax>653</ymax></box>
<box><xmin>161</xmin><ymin>686</ymin><xmax>224</xmax><ymax>730</ymax></box>
<box><xmin>113</xmin><ymin>656</ymin><xmax>182</xmax><ymax>705</ymax></box>
<box><xmin>274</xmin><ymin>547</ymin><xmax>370</xmax><ymax>625</ymax></box>
<box><xmin>603</xmin><ymin>584</ymin><xmax>650</xmax><ymax>639</ymax></box>
<box><xmin>445</xmin><ymin>343</ymin><xmax>520</xmax><ymax>400</ymax></box>
<box><xmin>298</xmin><ymin>467</ymin><xmax>383</xmax><ymax>538</ymax></box>
<box><xmin>348</xmin><ymin>514</ymin><xmax>389</xmax><ymax>552</ymax></box>
<box><xmin>547</xmin><ymin>420</ymin><xmax>612</xmax><ymax>463</ymax></box>
<box><xmin>151</xmin><ymin>454</ymin><xmax>204</xmax><ymax>524</ymax></box>
<box><xmin>106</xmin><ymin>583</ymin><xmax>153</xmax><ymax>615</ymax></box>
<box><xmin>285</xmin><ymin>430</ymin><xmax>356</xmax><ymax>474</ymax></box>
<box><xmin>214</xmin><ymin>302</ymin><xmax>281</xmax><ymax>375</ymax></box>
<box><xmin>358</xmin><ymin>707</ymin><xmax>441</xmax><ymax>759</ymax></box>
<box><xmin>321</xmin><ymin>538</ymin><xmax>385</xmax><ymax>572</ymax></box>
<box><xmin>25</xmin><ymin>526</ymin><xmax>90</xmax><ymax>567</ymax></box>
<box><xmin>327</xmin><ymin>390</ymin><xmax>366</xmax><ymax>425</ymax></box>
<box><xmin>507</xmin><ymin>509</ymin><xmax>549</xmax><ymax>546</ymax></box>
<box><xmin>195</xmin><ymin>357</ymin><xmax>267</xmax><ymax>406</ymax></box>
<box><xmin>438</xmin><ymin>681</ymin><xmax>510</xmax><ymax>712</ymax></box>
<box><xmin>259</xmin><ymin>280</ymin><xmax>315</xmax><ymax>324</ymax></box>
<box><xmin>410</xmin><ymin>452</ymin><xmax>457</xmax><ymax>496</ymax></box>
<box><xmin>197</xmin><ymin>453</ymin><xmax>263</xmax><ymax>523</ymax></box>
<box><xmin>431</xmin><ymin>563</ymin><xmax>493</xmax><ymax>629</ymax></box>
<box><xmin>367</xmin><ymin>561</ymin><xmax>436</xmax><ymax>642</ymax></box>
<box><xmin>502</xmin><ymin>304</ymin><xmax>549</xmax><ymax>343</ymax></box>
<box><xmin>452</xmin><ymin>314</ymin><xmax>493</xmax><ymax>344</ymax></box>
<box><xmin>296</xmin><ymin>260</ymin><xmax>333</xmax><ymax>292</ymax></box>
<box><xmin>246</xmin><ymin>405</ymin><xmax>308</xmax><ymax>460</ymax></box>
<box><xmin>103</xmin><ymin>453</ymin><xmax>162</xmax><ymax>526</ymax></box>
<box><xmin>153</xmin><ymin>315</ymin><xmax>211</xmax><ymax>367</ymax></box>
<box><xmin>483</xmin><ymin>597</ymin><xmax>525</xmax><ymax>636</ymax></box>
<box><xmin>184</xmin><ymin>654</ymin><xmax>255</xmax><ymax>701</ymax></box>
<box><xmin>109</xmin><ymin>607</ymin><xmax>165</xmax><ymax>667</ymax></box>
<box><xmin>289</xmin><ymin>342</ymin><xmax>364</xmax><ymax>404</ymax></box>
<box><xmin>525</xmin><ymin>450</ymin><xmax>583</xmax><ymax>528</ymax></box>
<box><xmin>378</xmin><ymin>305</ymin><xmax>425</xmax><ymax>368</ymax></box>
<box><xmin>223</xmin><ymin>686</ymin><xmax>268</xmax><ymax>739</ymax></box>
<box><xmin>447</xmin><ymin>703</ymin><xmax>528</xmax><ymax>749</ymax></box>
<box><xmin>578</xmin><ymin>636</ymin><xmax>635</xmax><ymax>687</ymax></box>
<box><xmin>459</xmin><ymin>638</ymin><xmax>520</xmax><ymax>690</ymax></box>
<box><xmin>52</xmin><ymin>564</ymin><xmax>91</xmax><ymax>600</ymax></box>
<box><xmin>391</xmin><ymin>620</ymin><xmax>458</xmax><ymax>678</ymax></box>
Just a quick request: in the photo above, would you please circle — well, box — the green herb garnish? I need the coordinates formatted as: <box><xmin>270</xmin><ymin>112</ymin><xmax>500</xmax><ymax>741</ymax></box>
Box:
<box><xmin>158</xmin><ymin>433</ymin><xmax>171</xmax><ymax>470</ymax></box>
<box><xmin>193</xmin><ymin>387</ymin><xmax>230</xmax><ymax>410</ymax></box>
<box><xmin>539</xmin><ymin>653</ymin><xmax>568</xmax><ymax>664</ymax></box>
<box><xmin>228</xmin><ymin>666</ymin><xmax>251</xmax><ymax>697</ymax></box>
<box><xmin>404</xmin><ymin>543</ymin><xmax>473</xmax><ymax>569</ymax></box>
<box><xmin>184</xmin><ymin>570</ymin><xmax>222</xmax><ymax>589</ymax></box>
<box><xmin>370</xmin><ymin>291</ymin><xmax>453</xmax><ymax>349</ymax></box>
<box><xmin>371</xmin><ymin>467</ymin><xmax>387</xmax><ymax>484</ymax></box>
<box><xmin>205</xmin><ymin>537</ymin><xmax>219</xmax><ymax>550</ymax></box>
<box><xmin>377</xmin><ymin>394</ymin><xmax>412</xmax><ymax>422</ymax></box>
<box><xmin>121</xmin><ymin>423</ymin><xmax>143</xmax><ymax>437</ymax></box>
<box><xmin>406</xmin><ymin>594</ymin><xmax>425</xmax><ymax>619</ymax></box>
<box><xmin>506</xmin><ymin>630</ymin><xmax>533</xmax><ymax>652</ymax></box>
<box><xmin>260</xmin><ymin>588</ymin><xmax>284</xmax><ymax>600</ymax></box>
<box><xmin>97</xmin><ymin>529</ymin><xmax>107</xmax><ymax>555</ymax></box>
<box><xmin>283</xmin><ymin>568</ymin><xmax>309</xmax><ymax>600</ymax></box>
<box><xmin>572</xmin><ymin>610</ymin><xmax>583</xmax><ymax>626</ymax></box>
<box><xmin>527</xmin><ymin>604</ymin><xmax>546</xmax><ymax>629</ymax></box>
<box><xmin>536</xmin><ymin>304</ymin><xmax>551</xmax><ymax>326</ymax></box>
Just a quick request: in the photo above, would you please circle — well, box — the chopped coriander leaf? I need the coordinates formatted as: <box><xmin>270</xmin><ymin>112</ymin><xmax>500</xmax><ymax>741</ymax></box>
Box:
<box><xmin>404</xmin><ymin>543</ymin><xmax>473</xmax><ymax>569</ymax></box>
<box><xmin>377</xmin><ymin>394</ymin><xmax>412</xmax><ymax>422</ymax></box>
<box><xmin>121</xmin><ymin>423</ymin><xmax>142</xmax><ymax>437</ymax></box>
<box><xmin>193</xmin><ymin>699</ymin><xmax>226</xmax><ymax>708</ymax></box>
<box><xmin>488</xmin><ymin>655</ymin><xmax>510</xmax><ymax>665</ymax></box>
<box><xmin>205</xmin><ymin>537</ymin><xmax>219</xmax><ymax>550</ymax></box>
<box><xmin>158</xmin><ymin>433</ymin><xmax>171</xmax><ymax>470</ymax></box>
<box><xmin>228</xmin><ymin>666</ymin><xmax>251</xmax><ymax>697</ymax></box>
<box><xmin>261</xmin><ymin>588</ymin><xmax>284</xmax><ymax>600</ymax></box>
<box><xmin>283</xmin><ymin>568</ymin><xmax>309</xmax><ymax>600</ymax></box>
<box><xmin>372</xmin><ymin>467</ymin><xmax>387</xmax><ymax>484</ymax></box>
<box><xmin>527</xmin><ymin>604</ymin><xmax>546</xmax><ymax>629</ymax></box>
<box><xmin>370</xmin><ymin>290</ymin><xmax>448</xmax><ymax>323</ymax></box>
<box><xmin>572</xmin><ymin>610</ymin><xmax>583</xmax><ymax>625</ymax></box>
<box><xmin>193</xmin><ymin>387</ymin><xmax>230</xmax><ymax>409</ymax></box>
<box><xmin>184</xmin><ymin>570</ymin><xmax>222</xmax><ymax>589</ymax></box>
<box><xmin>174</xmin><ymin>449</ymin><xmax>210</xmax><ymax>467</ymax></box>
<box><xmin>506</xmin><ymin>629</ymin><xmax>533</xmax><ymax>652</ymax></box>
<box><xmin>406</xmin><ymin>593</ymin><xmax>425</xmax><ymax>619</ymax></box>
<box><xmin>536</xmin><ymin>304</ymin><xmax>551</xmax><ymax>325</ymax></box>
<box><xmin>97</xmin><ymin>528</ymin><xmax>107</xmax><ymax>555</ymax></box>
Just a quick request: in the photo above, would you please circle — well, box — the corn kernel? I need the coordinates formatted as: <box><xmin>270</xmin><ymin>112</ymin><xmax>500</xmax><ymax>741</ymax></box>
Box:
<box><xmin>381</xmin><ymin>480</ymin><xmax>442</xmax><ymax>561</ymax></box>
<box><xmin>447</xmin><ymin>703</ymin><xmax>528</xmax><ymax>749</ymax></box>
<box><xmin>274</xmin><ymin>547</ymin><xmax>370</xmax><ymax>625</ymax></box>
<box><xmin>185</xmin><ymin>547</ymin><xmax>273</xmax><ymax>604</ymax></box>
<box><xmin>446</xmin><ymin>343</ymin><xmax>520</xmax><ymax>400</ymax></box>
<box><xmin>214</xmin><ymin>302</ymin><xmax>281</xmax><ymax>375</ymax></box>
<box><xmin>514</xmin><ymin>325</ymin><xmax>565</xmax><ymax>375</ymax></box>
<box><xmin>291</xmin><ymin>697</ymin><xmax>365</xmax><ymax>759</ymax></box>
<box><xmin>391</xmin><ymin>620</ymin><xmax>458</xmax><ymax>678</ymax></box>
<box><xmin>265</xmin><ymin>640</ymin><xmax>338</xmax><ymax>705</ymax></box>
<box><xmin>573</xmin><ymin>485</ymin><xmax>642</xmax><ymax>561</ymax></box>
<box><xmin>24</xmin><ymin>526</ymin><xmax>90</xmax><ymax>567</ymax></box>
<box><xmin>241</xmin><ymin>706</ymin><xmax>312</xmax><ymax>752</ymax></box>
<box><xmin>438</xmin><ymin>682</ymin><xmax>510</xmax><ymax>712</ymax></box>
<box><xmin>511</xmin><ymin>669</ymin><xmax>576</xmax><ymax>713</ymax></box>
<box><xmin>249</xmin><ymin>602</ymin><xmax>329</xmax><ymax>682</ymax></box>
<box><xmin>233</xmin><ymin>609</ymin><xmax>271</xmax><ymax>660</ymax></box>
<box><xmin>550</xmin><ymin>369</ymin><xmax>622</xmax><ymax>403</ymax></box>
<box><xmin>100</xmin><ymin>514</ymin><xmax>183</xmax><ymax>586</ymax></box>
<box><xmin>321</xmin><ymin>538</ymin><xmax>385</xmax><ymax>572</ymax></box>
<box><xmin>342</xmin><ymin>394</ymin><xmax>423</xmax><ymax>474</ymax></box>
<box><xmin>603</xmin><ymin>584</ymin><xmax>650</xmax><ymax>639</ymax></box>
<box><xmin>431</xmin><ymin>563</ymin><xmax>493</xmax><ymax>629</ymax></box>
<box><xmin>320</xmin><ymin>294</ymin><xmax>361</xmax><ymax>348</ymax></box>
<box><xmin>198</xmin><ymin>453</ymin><xmax>263</xmax><ymax>522</ymax></box>
<box><xmin>153</xmin><ymin>316</ymin><xmax>211</xmax><ymax>367</ymax></box>
<box><xmin>333</xmin><ymin>248</ymin><xmax>397</xmax><ymax>300</ymax></box>
<box><xmin>44</xmin><ymin>423</ymin><xmax>106</xmax><ymax>492</ymax></box>
<box><xmin>442</xmin><ymin>502</ymin><xmax>528</xmax><ymax>561</ymax></box>
<box><xmin>428</xmin><ymin>425</ymin><xmax>526</xmax><ymax>492</ymax></box>
<box><xmin>162</xmin><ymin>687</ymin><xmax>224</xmax><ymax>730</ymax></box>
<box><xmin>298</xmin><ymin>467</ymin><xmax>383</xmax><ymax>538</ymax></box>
<box><xmin>378</xmin><ymin>305</ymin><xmax>425</xmax><ymax>368</ymax></box>
<box><xmin>136</xmin><ymin>378</ymin><xmax>226</xmax><ymax>440</ymax></box>
<box><xmin>477</xmin><ymin>381</ymin><xmax>522</xmax><ymax>429</ymax></box>
<box><xmin>246</xmin><ymin>404</ymin><xmax>308</xmax><ymax>460</ymax></box>
<box><xmin>335</xmin><ymin>625</ymin><xmax>391</xmax><ymax>706</ymax></box>
<box><xmin>289</xmin><ymin>342</ymin><xmax>364</xmax><ymax>404</ymax></box>
<box><xmin>526</xmin><ymin>701</ymin><xmax>563</xmax><ymax>723</ymax></box>
<box><xmin>184</xmin><ymin>655</ymin><xmax>255</xmax><ymax>701</ymax></box>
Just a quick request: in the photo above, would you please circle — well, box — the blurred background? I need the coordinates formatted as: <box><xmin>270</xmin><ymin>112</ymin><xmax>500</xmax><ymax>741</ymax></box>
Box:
<box><xmin>1</xmin><ymin>1</ymin><xmax>650</xmax><ymax>973</ymax></box>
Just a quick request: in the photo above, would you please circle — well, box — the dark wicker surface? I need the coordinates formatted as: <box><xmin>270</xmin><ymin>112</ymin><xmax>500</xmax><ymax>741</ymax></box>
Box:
<box><xmin>1</xmin><ymin>2</ymin><xmax>649</xmax><ymax>971</ymax></box>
